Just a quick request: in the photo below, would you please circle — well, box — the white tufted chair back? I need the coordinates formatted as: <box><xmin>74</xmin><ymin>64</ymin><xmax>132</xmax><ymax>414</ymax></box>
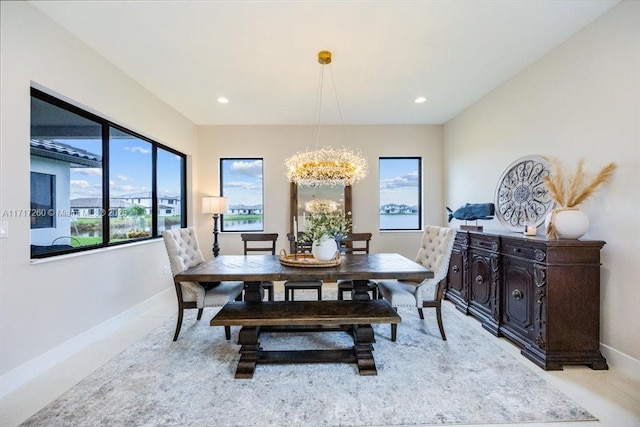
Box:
<box><xmin>415</xmin><ymin>226</ymin><xmax>457</xmax><ymax>283</ymax></box>
<box><xmin>162</xmin><ymin>227</ymin><xmax>207</xmax><ymax>307</ymax></box>
<box><xmin>163</xmin><ymin>228</ymin><xmax>205</xmax><ymax>276</ymax></box>
<box><xmin>414</xmin><ymin>225</ymin><xmax>457</xmax><ymax>302</ymax></box>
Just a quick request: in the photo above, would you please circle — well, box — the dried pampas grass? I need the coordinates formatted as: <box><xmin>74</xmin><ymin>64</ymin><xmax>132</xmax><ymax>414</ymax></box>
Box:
<box><xmin>543</xmin><ymin>158</ymin><xmax>616</xmax><ymax>240</ymax></box>
<box><xmin>543</xmin><ymin>158</ymin><xmax>617</xmax><ymax>209</ymax></box>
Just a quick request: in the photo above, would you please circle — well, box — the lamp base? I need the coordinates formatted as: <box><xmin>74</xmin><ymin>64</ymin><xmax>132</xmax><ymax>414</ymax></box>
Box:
<box><xmin>212</xmin><ymin>214</ymin><xmax>221</xmax><ymax>257</ymax></box>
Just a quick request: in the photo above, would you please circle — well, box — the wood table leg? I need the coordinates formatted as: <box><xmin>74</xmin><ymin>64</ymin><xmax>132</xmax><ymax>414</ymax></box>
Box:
<box><xmin>352</xmin><ymin>279</ymin><xmax>372</xmax><ymax>301</ymax></box>
<box><xmin>243</xmin><ymin>281</ymin><xmax>264</xmax><ymax>303</ymax></box>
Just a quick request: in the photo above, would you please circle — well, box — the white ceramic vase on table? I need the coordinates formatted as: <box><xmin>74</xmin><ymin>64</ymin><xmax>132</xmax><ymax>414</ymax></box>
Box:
<box><xmin>545</xmin><ymin>209</ymin><xmax>590</xmax><ymax>239</ymax></box>
<box><xmin>312</xmin><ymin>236</ymin><xmax>338</xmax><ymax>261</ymax></box>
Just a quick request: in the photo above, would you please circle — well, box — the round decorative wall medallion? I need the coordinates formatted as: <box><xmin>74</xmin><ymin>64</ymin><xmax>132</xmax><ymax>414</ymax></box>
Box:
<box><xmin>494</xmin><ymin>155</ymin><xmax>554</xmax><ymax>232</ymax></box>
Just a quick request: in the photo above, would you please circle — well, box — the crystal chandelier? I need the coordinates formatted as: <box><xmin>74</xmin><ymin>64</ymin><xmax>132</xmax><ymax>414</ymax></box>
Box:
<box><xmin>304</xmin><ymin>198</ymin><xmax>339</xmax><ymax>213</ymax></box>
<box><xmin>285</xmin><ymin>51</ymin><xmax>368</xmax><ymax>187</ymax></box>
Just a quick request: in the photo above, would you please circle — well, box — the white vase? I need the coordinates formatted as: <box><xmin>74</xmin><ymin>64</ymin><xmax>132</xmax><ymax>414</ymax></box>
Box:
<box><xmin>312</xmin><ymin>236</ymin><xmax>338</xmax><ymax>261</ymax></box>
<box><xmin>545</xmin><ymin>209</ymin><xmax>590</xmax><ymax>239</ymax></box>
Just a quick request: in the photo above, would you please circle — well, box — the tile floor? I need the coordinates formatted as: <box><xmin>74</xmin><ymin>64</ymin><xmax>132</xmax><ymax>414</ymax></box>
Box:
<box><xmin>1</xmin><ymin>284</ymin><xmax>639</xmax><ymax>427</ymax></box>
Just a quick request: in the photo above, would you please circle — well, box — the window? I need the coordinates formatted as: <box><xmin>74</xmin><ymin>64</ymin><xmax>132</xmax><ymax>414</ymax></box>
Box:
<box><xmin>30</xmin><ymin>88</ymin><xmax>186</xmax><ymax>258</ymax></box>
<box><xmin>220</xmin><ymin>158</ymin><xmax>264</xmax><ymax>232</ymax></box>
<box><xmin>379</xmin><ymin>157</ymin><xmax>422</xmax><ymax>231</ymax></box>
<box><xmin>30</xmin><ymin>172</ymin><xmax>55</xmax><ymax>229</ymax></box>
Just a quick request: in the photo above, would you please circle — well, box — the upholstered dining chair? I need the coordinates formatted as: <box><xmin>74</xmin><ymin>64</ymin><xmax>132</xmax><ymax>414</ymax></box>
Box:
<box><xmin>240</xmin><ymin>233</ymin><xmax>277</xmax><ymax>301</ymax></box>
<box><xmin>377</xmin><ymin>225</ymin><xmax>456</xmax><ymax>342</ymax></box>
<box><xmin>162</xmin><ymin>227</ymin><xmax>244</xmax><ymax>341</ymax></box>
<box><xmin>284</xmin><ymin>232</ymin><xmax>323</xmax><ymax>300</ymax></box>
<box><xmin>336</xmin><ymin>233</ymin><xmax>379</xmax><ymax>300</ymax></box>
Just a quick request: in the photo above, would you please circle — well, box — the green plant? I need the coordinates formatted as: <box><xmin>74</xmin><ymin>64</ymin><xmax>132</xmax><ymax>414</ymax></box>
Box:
<box><xmin>302</xmin><ymin>210</ymin><xmax>352</xmax><ymax>243</ymax></box>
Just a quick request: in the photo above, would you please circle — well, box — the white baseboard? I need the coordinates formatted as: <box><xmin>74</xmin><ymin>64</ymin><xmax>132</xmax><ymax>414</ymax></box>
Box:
<box><xmin>0</xmin><ymin>288</ymin><xmax>173</xmax><ymax>398</ymax></box>
<box><xmin>601</xmin><ymin>343</ymin><xmax>640</xmax><ymax>381</ymax></box>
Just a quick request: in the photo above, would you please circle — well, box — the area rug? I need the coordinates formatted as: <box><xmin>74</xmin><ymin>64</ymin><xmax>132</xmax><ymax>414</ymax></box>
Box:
<box><xmin>20</xmin><ymin>289</ymin><xmax>596</xmax><ymax>426</ymax></box>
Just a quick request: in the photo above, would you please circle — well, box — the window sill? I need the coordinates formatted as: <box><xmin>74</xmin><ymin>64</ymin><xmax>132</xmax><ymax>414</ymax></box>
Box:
<box><xmin>30</xmin><ymin>238</ymin><xmax>162</xmax><ymax>264</ymax></box>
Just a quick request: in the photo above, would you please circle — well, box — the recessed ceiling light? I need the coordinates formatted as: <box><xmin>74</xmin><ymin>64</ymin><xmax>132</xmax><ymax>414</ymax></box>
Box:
<box><xmin>414</xmin><ymin>97</ymin><xmax>426</xmax><ymax>104</ymax></box>
<box><xmin>217</xmin><ymin>97</ymin><xmax>229</xmax><ymax>104</ymax></box>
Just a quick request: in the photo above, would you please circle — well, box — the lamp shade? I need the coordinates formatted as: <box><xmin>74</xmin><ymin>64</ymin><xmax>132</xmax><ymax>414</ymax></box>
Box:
<box><xmin>202</xmin><ymin>196</ymin><xmax>228</xmax><ymax>215</ymax></box>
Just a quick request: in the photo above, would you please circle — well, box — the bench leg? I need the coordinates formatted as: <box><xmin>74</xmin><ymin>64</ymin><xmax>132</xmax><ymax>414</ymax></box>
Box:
<box><xmin>235</xmin><ymin>326</ymin><xmax>261</xmax><ymax>379</ymax></box>
<box><xmin>353</xmin><ymin>324</ymin><xmax>377</xmax><ymax>375</ymax></box>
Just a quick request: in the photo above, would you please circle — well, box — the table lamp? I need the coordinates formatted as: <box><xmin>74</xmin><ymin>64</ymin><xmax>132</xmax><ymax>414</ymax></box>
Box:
<box><xmin>202</xmin><ymin>196</ymin><xmax>228</xmax><ymax>257</ymax></box>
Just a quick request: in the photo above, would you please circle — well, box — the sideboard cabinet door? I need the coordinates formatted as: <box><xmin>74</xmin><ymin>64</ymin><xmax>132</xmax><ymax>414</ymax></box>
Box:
<box><xmin>446</xmin><ymin>233</ymin><xmax>468</xmax><ymax>313</ymax></box>
<box><xmin>501</xmin><ymin>240</ymin><xmax>540</xmax><ymax>347</ymax></box>
<box><xmin>467</xmin><ymin>233</ymin><xmax>500</xmax><ymax>335</ymax></box>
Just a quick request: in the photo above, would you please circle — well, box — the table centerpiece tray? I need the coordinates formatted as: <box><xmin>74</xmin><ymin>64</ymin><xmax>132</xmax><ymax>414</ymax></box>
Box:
<box><xmin>278</xmin><ymin>250</ymin><xmax>341</xmax><ymax>267</ymax></box>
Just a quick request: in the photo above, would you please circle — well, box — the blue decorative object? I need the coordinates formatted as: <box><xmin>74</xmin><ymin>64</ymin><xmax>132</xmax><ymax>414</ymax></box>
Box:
<box><xmin>447</xmin><ymin>203</ymin><xmax>495</xmax><ymax>223</ymax></box>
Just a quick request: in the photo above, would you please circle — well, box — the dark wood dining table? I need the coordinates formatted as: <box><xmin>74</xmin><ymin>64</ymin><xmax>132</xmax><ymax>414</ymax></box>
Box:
<box><xmin>175</xmin><ymin>253</ymin><xmax>432</xmax><ymax>378</ymax></box>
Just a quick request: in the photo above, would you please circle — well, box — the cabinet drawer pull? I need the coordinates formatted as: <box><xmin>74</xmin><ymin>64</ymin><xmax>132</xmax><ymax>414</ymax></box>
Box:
<box><xmin>512</xmin><ymin>289</ymin><xmax>523</xmax><ymax>300</ymax></box>
<box><xmin>452</xmin><ymin>265</ymin><xmax>460</xmax><ymax>273</ymax></box>
<box><xmin>475</xmin><ymin>275</ymin><xmax>484</xmax><ymax>285</ymax></box>
<box><xmin>513</xmin><ymin>247</ymin><xmax>521</xmax><ymax>253</ymax></box>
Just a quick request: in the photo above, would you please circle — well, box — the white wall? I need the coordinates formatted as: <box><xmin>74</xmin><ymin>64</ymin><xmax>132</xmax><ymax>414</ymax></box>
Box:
<box><xmin>0</xmin><ymin>2</ymin><xmax>198</xmax><ymax>388</ymax></box>
<box><xmin>444</xmin><ymin>1</ymin><xmax>640</xmax><ymax>365</ymax></box>
<box><xmin>195</xmin><ymin>125</ymin><xmax>444</xmax><ymax>260</ymax></box>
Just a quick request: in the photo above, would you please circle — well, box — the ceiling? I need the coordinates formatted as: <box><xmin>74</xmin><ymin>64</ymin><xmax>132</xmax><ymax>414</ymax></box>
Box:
<box><xmin>30</xmin><ymin>1</ymin><xmax>618</xmax><ymax>126</ymax></box>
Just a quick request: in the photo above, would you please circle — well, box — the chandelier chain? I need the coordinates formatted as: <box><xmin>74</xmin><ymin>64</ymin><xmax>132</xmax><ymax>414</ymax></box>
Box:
<box><xmin>329</xmin><ymin>65</ymin><xmax>348</xmax><ymax>143</ymax></box>
<box><xmin>284</xmin><ymin>50</ymin><xmax>368</xmax><ymax>187</ymax></box>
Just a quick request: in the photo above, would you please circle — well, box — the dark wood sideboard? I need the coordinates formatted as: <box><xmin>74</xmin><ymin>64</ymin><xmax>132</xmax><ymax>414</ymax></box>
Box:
<box><xmin>445</xmin><ymin>229</ymin><xmax>607</xmax><ymax>371</ymax></box>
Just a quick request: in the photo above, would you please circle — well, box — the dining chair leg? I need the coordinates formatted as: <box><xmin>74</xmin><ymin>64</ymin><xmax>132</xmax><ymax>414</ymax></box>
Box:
<box><xmin>197</xmin><ymin>308</ymin><xmax>204</xmax><ymax>320</ymax></box>
<box><xmin>224</xmin><ymin>325</ymin><xmax>231</xmax><ymax>340</ymax></box>
<box><xmin>435</xmin><ymin>303</ymin><xmax>447</xmax><ymax>341</ymax></box>
<box><xmin>417</xmin><ymin>307</ymin><xmax>424</xmax><ymax>319</ymax></box>
<box><xmin>173</xmin><ymin>308</ymin><xmax>184</xmax><ymax>341</ymax></box>
<box><xmin>318</xmin><ymin>287</ymin><xmax>322</xmax><ymax>300</ymax></box>
<box><xmin>391</xmin><ymin>323</ymin><xmax>397</xmax><ymax>342</ymax></box>
<box><xmin>268</xmin><ymin>286</ymin><xmax>274</xmax><ymax>301</ymax></box>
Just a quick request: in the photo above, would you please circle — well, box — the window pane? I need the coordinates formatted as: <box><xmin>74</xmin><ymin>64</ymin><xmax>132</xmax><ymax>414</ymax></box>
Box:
<box><xmin>30</xmin><ymin>96</ymin><xmax>103</xmax><ymax>256</ymax></box>
<box><xmin>220</xmin><ymin>159</ymin><xmax>264</xmax><ymax>232</ymax></box>
<box><xmin>157</xmin><ymin>147</ymin><xmax>184</xmax><ymax>235</ymax></box>
<box><xmin>109</xmin><ymin>128</ymin><xmax>152</xmax><ymax>242</ymax></box>
<box><xmin>379</xmin><ymin>157</ymin><xmax>422</xmax><ymax>230</ymax></box>
<box><xmin>30</xmin><ymin>172</ymin><xmax>55</xmax><ymax>228</ymax></box>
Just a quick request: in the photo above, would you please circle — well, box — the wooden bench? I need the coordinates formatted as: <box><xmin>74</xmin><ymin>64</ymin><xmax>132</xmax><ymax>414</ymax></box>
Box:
<box><xmin>211</xmin><ymin>300</ymin><xmax>401</xmax><ymax>379</ymax></box>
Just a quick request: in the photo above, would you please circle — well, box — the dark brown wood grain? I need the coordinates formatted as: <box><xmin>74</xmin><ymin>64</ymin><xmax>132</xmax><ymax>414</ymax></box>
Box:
<box><xmin>177</xmin><ymin>253</ymin><xmax>425</xmax><ymax>378</ymax></box>
<box><xmin>210</xmin><ymin>300</ymin><xmax>400</xmax><ymax>326</ymax></box>
<box><xmin>176</xmin><ymin>253</ymin><xmax>432</xmax><ymax>284</ymax></box>
<box><xmin>445</xmin><ymin>230</ymin><xmax>607</xmax><ymax>371</ymax></box>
